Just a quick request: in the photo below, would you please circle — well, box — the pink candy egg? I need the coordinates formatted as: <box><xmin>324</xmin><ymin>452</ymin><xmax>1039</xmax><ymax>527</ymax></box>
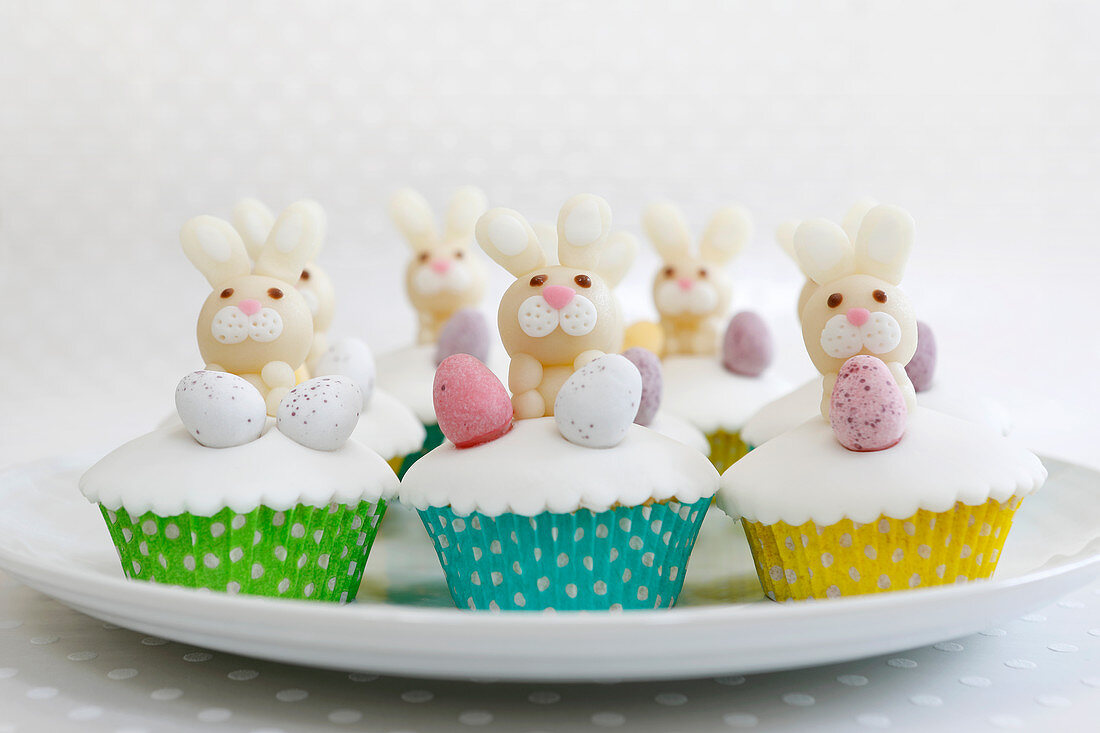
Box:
<box><xmin>621</xmin><ymin>347</ymin><xmax>662</xmax><ymax>426</ymax></box>
<box><xmin>434</xmin><ymin>354</ymin><xmax>514</xmax><ymax>449</ymax></box>
<box><xmin>830</xmin><ymin>355</ymin><xmax>907</xmax><ymax>452</ymax></box>
<box><xmin>905</xmin><ymin>321</ymin><xmax>936</xmax><ymax>393</ymax></box>
<box><xmin>722</xmin><ymin>311</ymin><xmax>773</xmax><ymax>377</ymax></box>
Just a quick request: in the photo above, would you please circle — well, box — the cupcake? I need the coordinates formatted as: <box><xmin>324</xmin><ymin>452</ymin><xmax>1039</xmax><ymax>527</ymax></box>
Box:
<box><xmin>639</xmin><ymin>202</ymin><xmax>789</xmax><ymax>470</ymax></box>
<box><xmin>81</xmin><ymin>372</ymin><xmax>397</xmax><ymax>601</ymax></box>
<box><xmin>400</xmin><ymin>196</ymin><xmax>719</xmax><ymax>611</ymax></box>
<box><xmin>719</xmin><ymin>205</ymin><xmax>1046</xmax><ymax>601</ymax></box>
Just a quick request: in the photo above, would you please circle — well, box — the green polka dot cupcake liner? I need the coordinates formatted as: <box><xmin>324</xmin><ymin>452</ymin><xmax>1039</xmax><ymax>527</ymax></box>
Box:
<box><xmin>98</xmin><ymin>500</ymin><xmax>387</xmax><ymax>602</ymax></box>
<box><xmin>417</xmin><ymin>497</ymin><xmax>712</xmax><ymax>611</ymax></box>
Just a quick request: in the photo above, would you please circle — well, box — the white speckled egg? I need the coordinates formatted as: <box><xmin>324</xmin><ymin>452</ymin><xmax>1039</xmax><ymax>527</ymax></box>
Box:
<box><xmin>314</xmin><ymin>337</ymin><xmax>375</xmax><ymax>409</ymax></box>
<box><xmin>554</xmin><ymin>355</ymin><xmax>642</xmax><ymax>449</ymax></box>
<box><xmin>276</xmin><ymin>376</ymin><xmax>362</xmax><ymax>451</ymax></box>
<box><xmin>175</xmin><ymin>371</ymin><xmax>267</xmax><ymax>448</ymax></box>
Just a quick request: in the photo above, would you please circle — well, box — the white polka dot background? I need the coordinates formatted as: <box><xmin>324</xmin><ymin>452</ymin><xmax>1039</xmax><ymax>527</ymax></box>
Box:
<box><xmin>0</xmin><ymin>569</ymin><xmax>1097</xmax><ymax>731</ymax></box>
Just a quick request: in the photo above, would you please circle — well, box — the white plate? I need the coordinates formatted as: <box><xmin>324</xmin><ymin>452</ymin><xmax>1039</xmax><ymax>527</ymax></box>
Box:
<box><xmin>0</xmin><ymin>454</ymin><xmax>1097</xmax><ymax>682</ymax></box>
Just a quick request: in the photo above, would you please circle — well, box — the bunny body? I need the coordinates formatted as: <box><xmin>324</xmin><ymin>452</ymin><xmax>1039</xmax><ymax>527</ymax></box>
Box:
<box><xmin>475</xmin><ymin>195</ymin><xmax>636</xmax><ymax>419</ymax></box>
<box><xmin>792</xmin><ymin>205</ymin><xmax>918</xmax><ymax>419</ymax></box>
<box><xmin>389</xmin><ymin>187</ymin><xmax>489</xmax><ymax>345</ymax></box>
<box><xmin>642</xmin><ymin>203</ymin><xmax>752</xmax><ymax>357</ymax></box>
<box><xmin>232</xmin><ymin>198</ymin><xmax>335</xmax><ymax>375</ymax></box>
<box><xmin>181</xmin><ymin>202</ymin><xmax>323</xmax><ymax>416</ymax></box>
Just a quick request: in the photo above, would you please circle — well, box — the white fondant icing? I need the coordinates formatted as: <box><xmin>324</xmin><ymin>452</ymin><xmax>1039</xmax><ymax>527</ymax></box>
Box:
<box><xmin>350</xmin><ymin>388</ymin><xmax>426</xmax><ymax>460</ymax></box>
<box><xmin>718</xmin><ymin>407</ymin><xmax>1045</xmax><ymax>526</ymax></box>
<box><xmin>376</xmin><ymin>342</ymin><xmax>509</xmax><ymax>424</ymax></box>
<box><xmin>741</xmin><ymin>377</ymin><xmax>1013</xmax><ymax>448</ymax></box>
<box><xmin>660</xmin><ymin>356</ymin><xmax>791</xmax><ymax>434</ymax></box>
<box><xmin>399</xmin><ymin>417</ymin><xmax>718</xmax><ymax>516</ymax></box>
<box><xmin>647</xmin><ymin>411</ymin><xmax>710</xmax><ymax>455</ymax></box>
<box><xmin>80</xmin><ymin>422</ymin><xmax>397</xmax><ymax>517</ymax></box>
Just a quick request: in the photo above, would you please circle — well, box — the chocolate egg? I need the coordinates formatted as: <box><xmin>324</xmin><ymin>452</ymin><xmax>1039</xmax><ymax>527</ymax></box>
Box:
<box><xmin>830</xmin><ymin>356</ymin><xmax>907</xmax><ymax>452</ymax></box>
<box><xmin>435</xmin><ymin>309</ymin><xmax>491</xmax><ymax>366</ymax></box>
<box><xmin>905</xmin><ymin>321</ymin><xmax>937</xmax><ymax>393</ymax></box>
<box><xmin>621</xmin><ymin>347</ymin><xmax>662</xmax><ymax>426</ymax></box>
<box><xmin>276</xmin><ymin>376</ymin><xmax>362</xmax><ymax>451</ymax></box>
<box><xmin>175</xmin><ymin>371</ymin><xmax>267</xmax><ymax>448</ymax></box>
<box><xmin>315</xmin><ymin>337</ymin><xmax>376</xmax><ymax>409</ymax></box>
<box><xmin>722</xmin><ymin>311</ymin><xmax>774</xmax><ymax>377</ymax></box>
<box><xmin>434</xmin><ymin>354</ymin><xmax>513</xmax><ymax>448</ymax></box>
<box><xmin>554</xmin><ymin>355</ymin><xmax>642</xmax><ymax>448</ymax></box>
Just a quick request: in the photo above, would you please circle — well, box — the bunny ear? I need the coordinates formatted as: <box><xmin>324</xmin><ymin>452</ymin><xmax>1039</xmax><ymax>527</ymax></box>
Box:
<box><xmin>700</xmin><ymin>205</ymin><xmax>752</xmax><ymax>264</ymax></box>
<box><xmin>556</xmin><ymin>194</ymin><xmax>612</xmax><ymax>270</ymax></box>
<box><xmin>531</xmin><ymin>221</ymin><xmax>559</xmax><ymax>265</ymax></box>
<box><xmin>181</xmin><ymin>215</ymin><xmax>251</xmax><ymax>287</ymax></box>
<box><xmin>231</xmin><ymin>198</ymin><xmax>276</xmax><ymax>261</ymax></box>
<box><xmin>443</xmin><ymin>186</ymin><xmax>488</xmax><ymax>242</ymax></box>
<box><xmin>389</xmin><ymin>188</ymin><xmax>439</xmax><ymax>252</ymax></box>
<box><xmin>475</xmin><ymin>207</ymin><xmax>547</xmax><ymax>277</ymax></box>
<box><xmin>254</xmin><ymin>200</ymin><xmax>325</xmax><ymax>282</ymax></box>
<box><xmin>841</xmin><ymin>197</ymin><xmax>879</xmax><ymax>243</ymax></box>
<box><xmin>776</xmin><ymin>219</ymin><xmax>800</xmax><ymax>262</ymax></box>
<box><xmin>793</xmin><ymin>218</ymin><xmax>855</xmax><ymax>285</ymax></box>
<box><xmin>642</xmin><ymin>202</ymin><xmax>692</xmax><ymax>261</ymax></box>
<box><xmin>854</xmin><ymin>204</ymin><xmax>914</xmax><ymax>285</ymax></box>
<box><xmin>595</xmin><ymin>231</ymin><xmax>638</xmax><ymax>287</ymax></box>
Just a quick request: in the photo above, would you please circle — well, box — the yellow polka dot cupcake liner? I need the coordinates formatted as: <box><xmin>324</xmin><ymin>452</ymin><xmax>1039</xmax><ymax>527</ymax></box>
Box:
<box><xmin>705</xmin><ymin>430</ymin><xmax>749</xmax><ymax>473</ymax></box>
<box><xmin>100</xmin><ymin>501</ymin><xmax>386</xmax><ymax>602</ymax></box>
<box><xmin>741</xmin><ymin>496</ymin><xmax>1022</xmax><ymax>601</ymax></box>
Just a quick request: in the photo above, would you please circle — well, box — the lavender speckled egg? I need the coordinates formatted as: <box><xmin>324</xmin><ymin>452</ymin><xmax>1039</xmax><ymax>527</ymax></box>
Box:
<box><xmin>175</xmin><ymin>371</ymin><xmax>266</xmax><ymax>448</ymax></box>
<box><xmin>554</xmin><ymin>355</ymin><xmax>642</xmax><ymax>449</ymax></box>
<box><xmin>435</xmin><ymin>308</ymin><xmax>491</xmax><ymax>366</ymax></box>
<box><xmin>315</xmin><ymin>338</ymin><xmax>375</xmax><ymax>409</ymax></box>
<box><xmin>621</xmin><ymin>347</ymin><xmax>662</xmax><ymax>426</ymax></box>
<box><xmin>276</xmin><ymin>376</ymin><xmax>362</xmax><ymax>451</ymax></box>
<box><xmin>722</xmin><ymin>311</ymin><xmax>774</xmax><ymax>377</ymax></box>
<box><xmin>830</xmin><ymin>356</ymin><xmax>907</xmax><ymax>452</ymax></box>
<box><xmin>905</xmin><ymin>321</ymin><xmax>937</xmax><ymax>393</ymax></box>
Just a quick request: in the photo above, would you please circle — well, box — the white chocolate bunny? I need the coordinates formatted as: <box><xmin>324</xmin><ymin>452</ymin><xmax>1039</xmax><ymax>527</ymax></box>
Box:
<box><xmin>776</xmin><ymin>198</ymin><xmax>878</xmax><ymax>320</ymax></box>
<box><xmin>475</xmin><ymin>194</ymin><xmax>637</xmax><ymax>419</ymax></box>
<box><xmin>181</xmin><ymin>201</ymin><xmax>323</xmax><ymax>416</ymax></box>
<box><xmin>642</xmin><ymin>202</ymin><xmax>753</xmax><ymax>356</ymax></box>
<box><xmin>389</xmin><ymin>186</ymin><xmax>489</xmax><ymax>345</ymax></box>
<box><xmin>232</xmin><ymin>198</ymin><xmax>335</xmax><ymax>375</ymax></box>
<box><xmin>793</xmin><ymin>204</ymin><xmax>918</xmax><ymax>419</ymax></box>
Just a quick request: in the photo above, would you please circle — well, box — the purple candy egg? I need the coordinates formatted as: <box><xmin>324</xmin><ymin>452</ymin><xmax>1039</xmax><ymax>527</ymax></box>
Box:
<box><xmin>435</xmin><ymin>308</ymin><xmax>491</xmax><ymax>366</ymax></box>
<box><xmin>722</xmin><ymin>311</ymin><xmax>774</xmax><ymax>377</ymax></box>
<box><xmin>621</xmin><ymin>347</ymin><xmax>662</xmax><ymax>426</ymax></box>
<box><xmin>905</xmin><ymin>321</ymin><xmax>937</xmax><ymax>393</ymax></box>
<box><xmin>830</xmin><ymin>356</ymin><xmax>907</xmax><ymax>452</ymax></box>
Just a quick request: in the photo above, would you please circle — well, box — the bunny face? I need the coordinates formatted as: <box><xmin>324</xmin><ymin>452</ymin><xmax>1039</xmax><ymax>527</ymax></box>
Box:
<box><xmin>652</xmin><ymin>256</ymin><xmax>732</xmax><ymax>320</ymax></box>
<box><xmin>793</xmin><ymin>205</ymin><xmax>918</xmax><ymax>378</ymax></box>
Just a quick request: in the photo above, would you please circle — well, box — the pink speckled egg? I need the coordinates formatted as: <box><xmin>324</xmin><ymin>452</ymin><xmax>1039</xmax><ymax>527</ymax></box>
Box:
<box><xmin>830</xmin><ymin>355</ymin><xmax>907</xmax><ymax>452</ymax></box>
<box><xmin>722</xmin><ymin>311</ymin><xmax>774</xmax><ymax>377</ymax></box>
<box><xmin>905</xmin><ymin>321</ymin><xmax>936</xmax><ymax>393</ymax></box>
<box><xmin>434</xmin><ymin>354</ymin><xmax>513</xmax><ymax>449</ymax></box>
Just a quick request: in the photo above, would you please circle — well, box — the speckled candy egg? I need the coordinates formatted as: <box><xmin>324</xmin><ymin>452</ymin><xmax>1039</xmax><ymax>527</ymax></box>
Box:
<box><xmin>554</xmin><ymin>355</ymin><xmax>642</xmax><ymax>448</ymax></box>
<box><xmin>905</xmin><ymin>321</ymin><xmax>937</xmax><ymax>393</ymax></box>
<box><xmin>621</xmin><ymin>347</ymin><xmax>662</xmax><ymax>426</ymax></box>
<box><xmin>830</xmin><ymin>355</ymin><xmax>907</xmax><ymax>452</ymax></box>
<box><xmin>276</xmin><ymin>376</ymin><xmax>362</xmax><ymax>451</ymax></box>
<box><xmin>315</xmin><ymin>337</ymin><xmax>376</xmax><ymax>409</ymax></box>
<box><xmin>175</xmin><ymin>370</ymin><xmax>267</xmax><ymax>448</ymax></box>
<box><xmin>435</xmin><ymin>308</ymin><xmax>491</xmax><ymax>366</ymax></box>
<box><xmin>722</xmin><ymin>311</ymin><xmax>774</xmax><ymax>377</ymax></box>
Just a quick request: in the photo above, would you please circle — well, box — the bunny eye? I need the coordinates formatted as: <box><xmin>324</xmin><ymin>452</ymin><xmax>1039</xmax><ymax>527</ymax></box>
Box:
<box><xmin>454</xmin><ymin>250</ymin><xmax>465</xmax><ymax>259</ymax></box>
<box><xmin>873</xmin><ymin>289</ymin><xmax>888</xmax><ymax>304</ymax></box>
<box><xmin>267</xmin><ymin>287</ymin><xmax>284</xmax><ymax>299</ymax></box>
<box><xmin>698</xmin><ymin>268</ymin><xmax>708</xmax><ymax>278</ymax></box>
<box><xmin>574</xmin><ymin>274</ymin><xmax>592</xmax><ymax>288</ymax></box>
<box><xmin>529</xmin><ymin>274</ymin><xmax>548</xmax><ymax>287</ymax></box>
<box><xmin>662</xmin><ymin>266</ymin><xmax>675</xmax><ymax>278</ymax></box>
<box><xmin>827</xmin><ymin>293</ymin><xmax>843</xmax><ymax>308</ymax></box>
<box><xmin>417</xmin><ymin>252</ymin><xmax>430</xmax><ymax>263</ymax></box>
<box><xmin>299</xmin><ymin>269</ymin><xmax>310</xmax><ymax>281</ymax></box>
<box><xmin>220</xmin><ymin>288</ymin><xmax>234</xmax><ymax>299</ymax></box>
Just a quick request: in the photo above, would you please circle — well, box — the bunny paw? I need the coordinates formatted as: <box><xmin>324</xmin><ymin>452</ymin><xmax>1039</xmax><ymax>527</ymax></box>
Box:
<box><xmin>434</xmin><ymin>354</ymin><xmax>514</xmax><ymax>448</ymax></box>
<box><xmin>175</xmin><ymin>371</ymin><xmax>267</xmax><ymax>448</ymax></box>
<box><xmin>830</xmin><ymin>356</ymin><xmax>907</xmax><ymax>452</ymax></box>
<box><xmin>554</xmin><ymin>355</ymin><xmax>642</xmax><ymax>448</ymax></box>
<box><xmin>276</xmin><ymin>376</ymin><xmax>362</xmax><ymax>451</ymax></box>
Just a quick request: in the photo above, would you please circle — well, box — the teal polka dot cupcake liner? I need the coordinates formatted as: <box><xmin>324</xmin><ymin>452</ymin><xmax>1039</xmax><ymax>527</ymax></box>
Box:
<box><xmin>98</xmin><ymin>500</ymin><xmax>387</xmax><ymax>602</ymax></box>
<box><xmin>417</xmin><ymin>497</ymin><xmax>711</xmax><ymax>611</ymax></box>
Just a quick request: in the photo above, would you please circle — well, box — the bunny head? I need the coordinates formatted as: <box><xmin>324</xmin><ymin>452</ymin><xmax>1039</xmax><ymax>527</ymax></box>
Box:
<box><xmin>182</xmin><ymin>202</ymin><xmax>322</xmax><ymax>379</ymax></box>
<box><xmin>232</xmin><ymin>198</ymin><xmax>336</xmax><ymax>336</ymax></box>
<box><xmin>476</xmin><ymin>195</ymin><xmax>636</xmax><ymax>369</ymax></box>
<box><xmin>390</xmin><ymin>186</ymin><xmax>489</xmax><ymax>343</ymax></box>
<box><xmin>642</xmin><ymin>202</ymin><xmax>752</xmax><ymax>356</ymax></box>
<box><xmin>794</xmin><ymin>204</ymin><xmax>917</xmax><ymax>379</ymax></box>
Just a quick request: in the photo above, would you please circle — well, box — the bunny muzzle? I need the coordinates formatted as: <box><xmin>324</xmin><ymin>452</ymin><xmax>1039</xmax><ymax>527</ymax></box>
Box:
<box><xmin>820</xmin><ymin>309</ymin><xmax>902</xmax><ymax>359</ymax></box>
<box><xmin>413</xmin><ymin>258</ymin><xmax>473</xmax><ymax>295</ymax></box>
<box><xmin>518</xmin><ymin>285</ymin><xmax>598</xmax><ymax>338</ymax></box>
<box><xmin>211</xmin><ymin>302</ymin><xmax>285</xmax><ymax>344</ymax></box>
<box><xmin>655</xmin><ymin>278</ymin><xmax>719</xmax><ymax>315</ymax></box>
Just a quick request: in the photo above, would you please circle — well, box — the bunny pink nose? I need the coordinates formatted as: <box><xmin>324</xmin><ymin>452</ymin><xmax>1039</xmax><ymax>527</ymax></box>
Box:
<box><xmin>677</xmin><ymin>278</ymin><xmax>694</xmax><ymax>291</ymax></box>
<box><xmin>846</xmin><ymin>307</ymin><xmax>871</xmax><ymax>327</ymax></box>
<box><xmin>430</xmin><ymin>259</ymin><xmax>451</xmax><ymax>274</ymax></box>
<box><xmin>542</xmin><ymin>285</ymin><xmax>576</xmax><ymax>310</ymax></box>
<box><xmin>237</xmin><ymin>299</ymin><xmax>262</xmax><ymax>316</ymax></box>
